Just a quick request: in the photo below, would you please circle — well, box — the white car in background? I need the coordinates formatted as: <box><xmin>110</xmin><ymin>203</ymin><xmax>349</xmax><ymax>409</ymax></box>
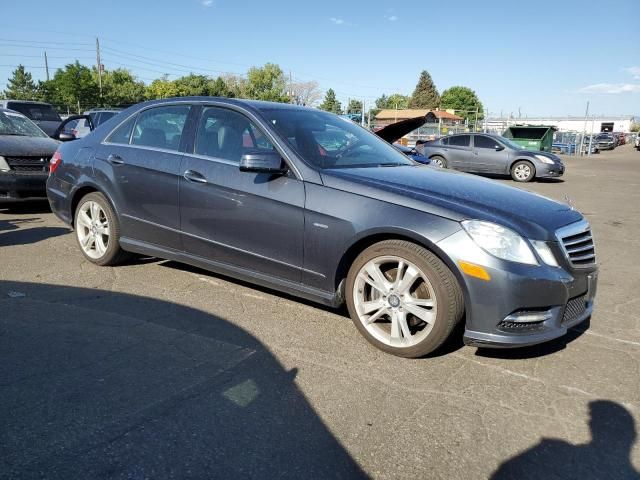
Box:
<box><xmin>72</xmin><ymin>109</ymin><xmax>121</xmax><ymax>138</ymax></box>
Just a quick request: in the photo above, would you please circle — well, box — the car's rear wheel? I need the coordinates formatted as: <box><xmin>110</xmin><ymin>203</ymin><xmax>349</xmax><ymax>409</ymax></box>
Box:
<box><xmin>511</xmin><ymin>160</ymin><xmax>535</xmax><ymax>182</ymax></box>
<box><xmin>430</xmin><ymin>155</ymin><xmax>447</xmax><ymax>168</ymax></box>
<box><xmin>346</xmin><ymin>240</ymin><xmax>464</xmax><ymax>358</ymax></box>
<box><xmin>74</xmin><ymin>192</ymin><xmax>130</xmax><ymax>266</ymax></box>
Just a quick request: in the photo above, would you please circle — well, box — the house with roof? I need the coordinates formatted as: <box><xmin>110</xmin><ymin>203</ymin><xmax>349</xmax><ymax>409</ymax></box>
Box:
<box><xmin>374</xmin><ymin>109</ymin><xmax>463</xmax><ymax>127</ymax></box>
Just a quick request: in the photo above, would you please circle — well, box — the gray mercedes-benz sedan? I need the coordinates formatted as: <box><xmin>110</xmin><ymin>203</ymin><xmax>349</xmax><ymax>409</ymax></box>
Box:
<box><xmin>47</xmin><ymin>97</ymin><xmax>597</xmax><ymax>358</ymax></box>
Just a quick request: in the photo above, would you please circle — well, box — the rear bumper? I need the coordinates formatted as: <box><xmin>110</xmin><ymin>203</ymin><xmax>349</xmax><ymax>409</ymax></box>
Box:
<box><xmin>0</xmin><ymin>172</ymin><xmax>48</xmax><ymax>198</ymax></box>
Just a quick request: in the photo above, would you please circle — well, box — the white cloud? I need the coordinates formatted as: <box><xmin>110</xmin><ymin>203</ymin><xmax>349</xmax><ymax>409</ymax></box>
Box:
<box><xmin>201</xmin><ymin>0</ymin><xmax>213</xmax><ymax>7</ymax></box>
<box><xmin>387</xmin><ymin>15</ymin><xmax>398</xmax><ymax>21</ymax></box>
<box><xmin>578</xmin><ymin>83</ymin><xmax>640</xmax><ymax>94</ymax></box>
<box><xmin>623</xmin><ymin>66</ymin><xmax>640</xmax><ymax>80</ymax></box>
<box><xmin>330</xmin><ymin>17</ymin><xmax>345</xmax><ymax>25</ymax></box>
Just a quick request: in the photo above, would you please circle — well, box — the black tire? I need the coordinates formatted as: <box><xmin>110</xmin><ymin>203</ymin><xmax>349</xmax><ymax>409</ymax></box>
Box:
<box><xmin>510</xmin><ymin>160</ymin><xmax>535</xmax><ymax>182</ymax></box>
<box><xmin>74</xmin><ymin>192</ymin><xmax>130</xmax><ymax>266</ymax></box>
<box><xmin>430</xmin><ymin>155</ymin><xmax>447</xmax><ymax>168</ymax></box>
<box><xmin>345</xmin><ymin>240</ymin><xmax>464</xmax><ymax>358</ymax></box>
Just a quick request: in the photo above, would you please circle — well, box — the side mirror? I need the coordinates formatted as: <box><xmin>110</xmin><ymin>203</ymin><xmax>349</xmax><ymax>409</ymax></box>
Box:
<box><xmin>495</xmin><ymin>144</ymin><xmax>505</xmax><ymax>151</ymax></box>
<box><xmin>239</xmin><ymin>151</ymin><xmax>288</xmax><ymax>174</ymax></box>
<box><xmin>58</xmin><ymin>132</ymin><xmax>76</xmax><ymax>142</ymax></box>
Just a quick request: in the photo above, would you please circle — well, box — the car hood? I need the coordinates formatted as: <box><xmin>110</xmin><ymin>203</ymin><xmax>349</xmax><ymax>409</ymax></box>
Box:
<box><xmin>320</xmin><ymin>165</ymin><xmax>582</xmax><ymax>240</ymax></box>
<box><xmin>0</xmin><ymin>135</ymin><xmax>60</xmax><ymax>156</ymax></box>
<box><xmin>518</xmin><ymin>149</ymin><xmax>563</xmax><ymax>163</ymax></box>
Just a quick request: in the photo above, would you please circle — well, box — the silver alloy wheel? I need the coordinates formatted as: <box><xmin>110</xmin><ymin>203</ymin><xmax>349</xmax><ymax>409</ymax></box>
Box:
<box><xmin>353</xmin><ymin>255</ymin><xmax>437</xmax><ymax>348</ymax></box>
<box><xmin>431</xmin><ymin>157</ymin><xmax>444</xmax><ymax>168</ymax></box>
<box><xmin>513</xmin><ymin>163</ymin><xmax>532</xmax><ymax>180</ymax></box>
<box><xmin>76</xmin><ymin>200</ymin><xmax>110</xmax><ymax>259</ymax></box>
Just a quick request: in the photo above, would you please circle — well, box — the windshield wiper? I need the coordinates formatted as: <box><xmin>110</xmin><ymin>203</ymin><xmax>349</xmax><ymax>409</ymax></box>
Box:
<box><xmin>1</xmin><ymin>132</ymin><xmax>27</xmax><ymax>136</ymax></box>
<box><xmin>378</xmin><ymin>163</ymin><xmax>408</xmax><ymax>167</ymax></box>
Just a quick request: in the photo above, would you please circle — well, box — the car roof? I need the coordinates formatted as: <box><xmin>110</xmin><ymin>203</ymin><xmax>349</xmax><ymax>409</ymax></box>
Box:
<box><xmin>83</xmin><ymin>109</ymin><xmax>122</xmax><ymax>113</ymax></box>
<box><xmin>125</xmin><ymin>96</ymin><xmax>314</xmax><ymax>113</ymax></box>
<box><xmin>0</xmin><ymin>99</ymin><xmax>53</xmax><ymax>106</ymax></box>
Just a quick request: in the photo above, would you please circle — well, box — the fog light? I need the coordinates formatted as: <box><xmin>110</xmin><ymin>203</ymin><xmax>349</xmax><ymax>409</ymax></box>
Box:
<box><xmin>504</xmin><ymin>311</ymin><xmax>553</xmax><ymax>323</ymax></box>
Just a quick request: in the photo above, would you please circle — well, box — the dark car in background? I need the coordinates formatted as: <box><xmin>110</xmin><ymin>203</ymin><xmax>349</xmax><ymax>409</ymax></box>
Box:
<box><xmin>0</xmin><ymin>100</ymin><xmax>62</xmax><ymax>137</ymax></box>
<box><xmin>47</xmin><ymin>97</ymin><xmax>596</xmax><ymax>358</ymax></box>
<box><xmin>0</xmin><ymin>108</ymin><xmax>59</xmax><ymax>198</ymax></box>
<box><xmin>421</xmin><ymin>133</ymin><xmax>565</xmax><ymax>182</ymax></box>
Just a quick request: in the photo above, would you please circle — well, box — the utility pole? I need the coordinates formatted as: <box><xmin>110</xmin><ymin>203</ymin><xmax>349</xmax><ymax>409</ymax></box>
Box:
<box><xmin>44</xmin><ymin>51</ymin><xmax>49</xmax><ymax>81</ymax></box>
<box><xmin>474</xmin><ymin>106</ymin><xmax>478</xmax><ymax>132</ymax></box>
<box><xmin>361</xmin><ymin>99</ymin><xmax>365</xmax><ymax>126</ymax></box>
<box><xmin>96</xmin><ymin>37</ymin><xmax>103</xmax><ymax>103</ymax></box>
<box><xmin>289</xmin><ymin>70</ymin><xmax>293</xmax><ymax>104</ymax></box>
<box><xmin>579</xmin><ymin>101</ymin><xmax>589</xmax><ymax>156</ymax></box>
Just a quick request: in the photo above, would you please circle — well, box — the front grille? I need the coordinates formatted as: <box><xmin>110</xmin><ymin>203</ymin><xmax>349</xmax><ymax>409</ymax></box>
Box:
<box><xmin>562</xmin><ymin>294</ymin><xmax>587</xmax><ymax>325</ymax></box>
<box><xmin>5</xmin><ymin>156</ymin><xmax>50</xmax><ymax>173</ymax></box>
<box><xmin>557</xmin><ymin>221</ymin><xmax>596</xmax><ymax>267</ymax></box>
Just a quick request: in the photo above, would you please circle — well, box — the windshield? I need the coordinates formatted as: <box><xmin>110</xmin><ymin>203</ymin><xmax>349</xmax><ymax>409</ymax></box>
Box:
<box><xmin>498</xmin><ymin>136</ymin><xmax>525</xmax><ymax>150</ymax></box>
<box><xmin>7</xmin><ymin>102</ymin><xmax>61</xmax><ymax>122</ymax></box>
<box><xmin>0</xmin><ymin>110</ymin><xmax>48</xmax><ymax>137</ymax></box>
<box><xmin>257</xmin><ymin>107</ymin><xmax>415</xmax><ymax>169</ymax></box>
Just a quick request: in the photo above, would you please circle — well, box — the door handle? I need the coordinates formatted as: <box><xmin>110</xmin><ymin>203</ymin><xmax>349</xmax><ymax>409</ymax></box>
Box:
<box><xmin>183</xmin><ymin>170</ymin><xmax>208</xmax><ymax>184</ymax></box>
<box><xmin>107</xmin><ymin>154</ymin><xmax>124</xmax><ymax>165</ymax></box>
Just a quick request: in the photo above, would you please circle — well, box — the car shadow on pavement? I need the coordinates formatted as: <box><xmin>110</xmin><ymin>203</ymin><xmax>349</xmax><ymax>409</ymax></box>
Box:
<box><xmin>491</xmin><ymin>399</ymin><xmax>638</xmax><ymax>479</ymax></box>
<box><xmin>0</xmin><ymin>218</ymin><xmax>69</xmax><ymax>246</ymax></box>
<box><xmin>474</xmin><ymin>319</ymin><xmax>590</xmax><ymax>360</ymax></box>
<box><xmin>0</xmin><ymin>199</ymin><xmax>52</xmax><ymax>214</ymax></box>
<box><xmin>0</xmin><ymin>280</ymin><xmax>368</xmax><ymax>479</ymax></box>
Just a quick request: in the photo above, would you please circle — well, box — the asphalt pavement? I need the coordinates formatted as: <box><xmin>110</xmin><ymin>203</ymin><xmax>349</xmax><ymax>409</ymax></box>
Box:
<box><xmin>1</xmin><ymin>144</ymin><xmax>639</xmax><ymax>479</ymax></box>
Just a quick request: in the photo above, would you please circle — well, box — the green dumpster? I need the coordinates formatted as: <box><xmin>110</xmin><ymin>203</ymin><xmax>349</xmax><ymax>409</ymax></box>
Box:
<box><xmin>502</xmin><ymin>125</ymin><xmax>557</xmax><ymax>152</ymax></box>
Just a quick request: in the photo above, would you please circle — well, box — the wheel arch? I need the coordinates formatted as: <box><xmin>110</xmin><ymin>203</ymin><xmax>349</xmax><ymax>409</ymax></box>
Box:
<box><xmin>333</xmin><ymin>228</ymin><xmax>467</xmax><ymax>300</ymax></box>
<box><xmin>69</xmin><ymin>183</ymin><xmax>118</xmax><ymax>227</ymax></box>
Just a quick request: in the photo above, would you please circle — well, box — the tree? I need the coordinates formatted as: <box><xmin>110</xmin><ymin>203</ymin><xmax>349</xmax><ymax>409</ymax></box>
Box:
<box><xmin>3</xmin><ymin>65</ymin><xmax>38</xmax><ymax>100</ymax></box>
<box><xmin>289</xmin><ymin>80</ymin><xmax>322</xmax><ymax>106</ymax></box>
<box><xmin>408</xmin><ymin>70</ymin><xmax>440</xmax><ymax>109</ymax></box>
<box><xmin>440</xmin><ymin>86</ymin><xmax>484</xmax><ymax>123</ymax></box>
<box><xmin>630</xmin><ymin>122</ymin><xmax>640</xmax><ymax>133</ymax></box>
<box><xmin>173</xmin><ymin>73</ymin><xmax>213</xmax><ymax>97</ymax></box>
<box><xmin>319</xmin><ymin>88</ymin><xmax>342</xmax><ymax>114</ymax></box>
<box><xmin>245</xmin><ymin>63</ymin><xmax>288</xmax><ymax>102</ymax></box>
<box><xmin>375</xmin><ymin>93</ymin><xmax>410</xmax><ymax>110</ymax></box>
<box><xmin>50</xmin><ymin>61</ymin><xmax>99</xmax><ymax>112</ymax></box>
<box><xmin>209</xmin><ymin>77</ymin><xmax>234</xmax><ymax>98</ymax></box>
<box><xmin>100</xmin><ymin>69</ymin><xmax>146</xmax><ymax>107</ymax></box>
<box><xmin>347</xmin><ymin>99</ymin><xmax>363</xmax><ymax>114</ymax></box>
<box><xmin>221</xmin><ymin>74</ymin><xmax>247</xmax><ymax>98</ymax></box>
<box><xmin>145</xmin><ymin>75</ymin><xmax>180</xmax><ymax>99</ymax></box>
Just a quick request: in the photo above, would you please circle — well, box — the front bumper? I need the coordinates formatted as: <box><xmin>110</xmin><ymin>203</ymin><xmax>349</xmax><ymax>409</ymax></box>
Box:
<box><xmin>0</xmin><ymin>172</ymin><xmax>48</xmax><ymax>198</ymax></box>
<box><xmin>437</xmin><ymin>229</ymin><xmax>597</xmax><ymax>349</ymax></box>
<box><xmin>536</xmin><ymin>163</ymin><xmax>565</xmax><ymax>178</ymax></box>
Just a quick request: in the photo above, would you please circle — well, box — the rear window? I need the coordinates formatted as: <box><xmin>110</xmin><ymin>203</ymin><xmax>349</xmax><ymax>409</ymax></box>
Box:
<box><xmin>7</xmin><ymin>102</ymin><xmax>61</xmax><ymax>122</ymax></box>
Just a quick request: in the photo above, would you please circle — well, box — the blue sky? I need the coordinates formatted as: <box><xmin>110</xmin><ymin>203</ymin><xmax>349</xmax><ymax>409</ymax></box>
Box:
<box><xmin>1</xmin><ymin>0</ymin><xmax>639</xmax><ymax>116</ymax></box>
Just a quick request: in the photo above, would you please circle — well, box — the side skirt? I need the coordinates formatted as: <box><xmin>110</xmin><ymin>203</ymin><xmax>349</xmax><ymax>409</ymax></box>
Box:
<box><xmin>119</xmin><ymin>237</ymin><xmax>343</xmax><ymax>308</ymax></box>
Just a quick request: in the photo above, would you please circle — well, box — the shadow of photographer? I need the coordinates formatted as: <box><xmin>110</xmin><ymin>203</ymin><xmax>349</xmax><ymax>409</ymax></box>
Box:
<box><xmin>492</xmin><ymin>400</ymin><xmax>638</xmax><ymax>479</ymax></box>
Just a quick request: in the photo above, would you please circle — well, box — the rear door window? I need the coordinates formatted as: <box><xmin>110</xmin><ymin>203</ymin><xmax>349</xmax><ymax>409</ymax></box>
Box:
<box><xmin>105</xmin><ymin>115</ymin><xmax>136</xmax><ymax>144</ymax></box>
<box><xmin>448</xmin><ymin>135</ymin><xmax>471</xmax><ymax>147</ymax></box>
<box><xmin>131</xmin><ymin>105</ymin><xmax>190</xmax><ymax>151</ymax></box>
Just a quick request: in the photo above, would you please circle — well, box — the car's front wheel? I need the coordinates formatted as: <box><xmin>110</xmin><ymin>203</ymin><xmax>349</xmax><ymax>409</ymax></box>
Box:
<box><xmin>74</xmin><ymin>192</ymin><xmax>130</xmax><ymax>266</ymax></box>
<box><xmin>511</xmin><ymin>160</ymin><xmax>535</xmax><ymax>182</ymax></box>
<box><xmin>346</xmin><ymin>240</ymin><xmax>464</xmax><ymax>358</ymax></box>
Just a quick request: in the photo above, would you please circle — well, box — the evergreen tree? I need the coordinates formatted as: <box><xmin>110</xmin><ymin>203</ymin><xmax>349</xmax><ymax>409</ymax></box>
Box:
<box><xmin>319</xmin><ymin>88</ymin><xmax>342</xmax><ymax>114</ymax></box>
<box><xmin>3</xmin><ymin>65</ymin><xmax>38</xmax><ymax>100</ymax></box>
<box><xmin>408</xmin><ymin>70</ymin><xmax>440</xmax><ymax>109</ymax></box>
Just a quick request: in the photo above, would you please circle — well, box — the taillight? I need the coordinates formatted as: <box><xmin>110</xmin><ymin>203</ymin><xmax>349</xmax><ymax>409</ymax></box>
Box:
<box><xmin>50</xmin><ymin>151</ymin><xmax>62</xmax><ymax>176</ymax></box>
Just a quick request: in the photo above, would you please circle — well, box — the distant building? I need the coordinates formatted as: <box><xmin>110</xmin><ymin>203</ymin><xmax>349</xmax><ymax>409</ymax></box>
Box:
<box><xmin>374</xmin><ymin>109</ymin><xmax>463</xmax><ymax>127</ymax></box>
<box><xmin>484</xmin><ymin>115</ymin><xmax>635</xmax><ymax>134</ymax></box>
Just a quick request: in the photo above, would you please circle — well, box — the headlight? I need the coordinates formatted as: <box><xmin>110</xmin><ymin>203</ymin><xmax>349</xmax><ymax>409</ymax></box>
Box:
<box><xmin>0</xmin><ymin>155</ymin><xmax>10</xmax><ymax>172</ymax></box>
<box><xmin>461</xmin><ymin>220</ymin><xmax>537</xmax><ymax>265</ymax></box>
<box><xmin>530</xmin><ymin>240</ymin><xmax>559</xmax><ymax>267</ymax></box>
<box><xmin>535</xmin><ymin>154</ymin><xmax>554</xmax><ymax>164</ymax></box>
